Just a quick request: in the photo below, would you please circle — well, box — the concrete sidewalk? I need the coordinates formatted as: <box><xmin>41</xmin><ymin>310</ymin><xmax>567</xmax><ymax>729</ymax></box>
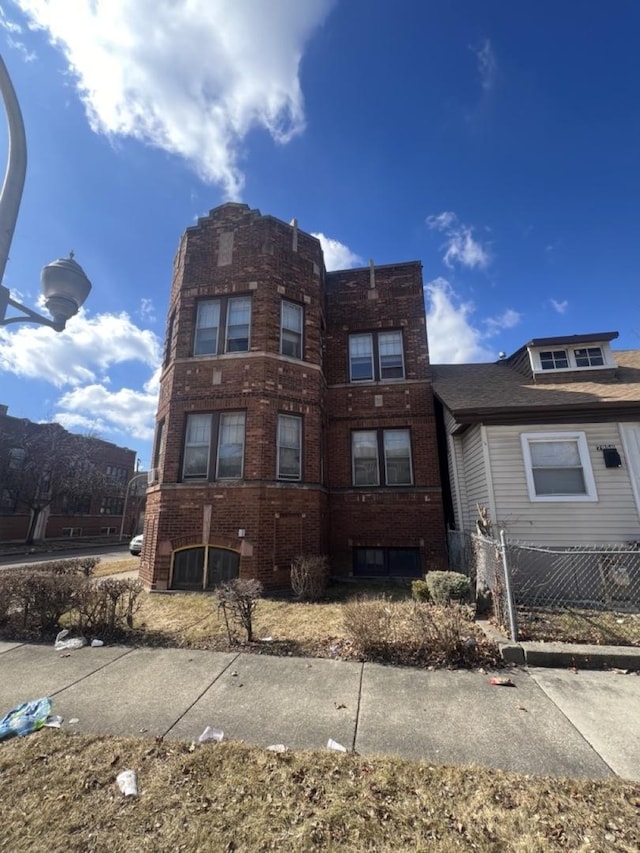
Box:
<box><xmin>1</xmin><ymin>641</ymin><xmax>639</xmax><ymax>781</ymax></box>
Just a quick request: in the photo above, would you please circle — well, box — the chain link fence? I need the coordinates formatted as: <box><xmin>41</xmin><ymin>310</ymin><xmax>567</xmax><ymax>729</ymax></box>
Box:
<box><xmin>446</xmin><ymin>529</ymin><xmax>640</xmax><ymax>642</ymax></box>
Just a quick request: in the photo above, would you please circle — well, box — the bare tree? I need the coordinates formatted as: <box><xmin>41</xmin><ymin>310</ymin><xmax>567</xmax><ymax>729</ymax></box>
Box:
<box><xmin>0</xmin><ymin>421</ymin><xmax>108</xmax><ymax>544</ymax></box>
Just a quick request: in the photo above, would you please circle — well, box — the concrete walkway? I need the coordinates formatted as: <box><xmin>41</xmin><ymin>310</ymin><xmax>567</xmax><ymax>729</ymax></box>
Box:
<box><xmin>1</xmin><ymin>641</ymin><xmax>639</xmax><ymax>781</ymax></box>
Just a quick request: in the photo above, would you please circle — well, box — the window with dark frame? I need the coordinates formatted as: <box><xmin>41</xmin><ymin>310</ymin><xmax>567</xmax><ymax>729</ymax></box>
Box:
<box><xmin>280</xmin><ymin>300</ymin><xmax>303</xmax><ymax>359</ymax></box>
<box><xmin>349</xmin><ymin>330</ymin><xmax>404</xmax><ymax>381</ymax></box>
<box><xmin>351</xmin><ymin>428</ymin><xmax>412</xmax><ymax>486</ymax></box>
<box><xmin>182</xmin><ymin>412</ymin><xmax>246</xmax><ymax>481</ymax></box>
<box><xmin>193</xmin><ymin>296</ymin><xmax>251</xmax><ymax>356</ymax></box>
<box><xmin>277</xmin><ymin>414</ymin><xmax>302</xmax><ymax>481</ymax></box>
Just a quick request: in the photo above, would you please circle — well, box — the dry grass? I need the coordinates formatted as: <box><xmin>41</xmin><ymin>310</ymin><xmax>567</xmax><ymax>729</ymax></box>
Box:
<box><xmin>92</xmin><ymin>558</ymin><xmax>141</xmax><ymax>578</ymax></box>
<box><xmin>0</xmin><ymin>731</ymin><xmax>638</xmax><ymax>852</ymax></box>
<box><xmin>518</xmin><ymin>608</ymin><xmax>640</xmax><ymax>646</ymax></box>
<box><xmin>129</xmin><ymin>585</ymin><xmax>500</xmax><ymax>667</ymax></box>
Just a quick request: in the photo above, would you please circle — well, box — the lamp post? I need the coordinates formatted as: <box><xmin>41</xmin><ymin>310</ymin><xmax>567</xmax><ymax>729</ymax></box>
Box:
<box><xmin>0</xmin><ymin>53</ymin><xmax>91</xmax><ymax>331</ymax></box>
<box><xmin>119</xmin><ymin>472</ymin><xmax>149</xmax><ymax>542</ymax></box>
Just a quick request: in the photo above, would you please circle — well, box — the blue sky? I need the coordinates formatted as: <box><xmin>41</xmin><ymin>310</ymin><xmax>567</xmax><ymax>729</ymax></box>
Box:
<box><xmin>1</xmin><ymin>0</ymin><xmax>640</xmax><ymax>468</ymax></box>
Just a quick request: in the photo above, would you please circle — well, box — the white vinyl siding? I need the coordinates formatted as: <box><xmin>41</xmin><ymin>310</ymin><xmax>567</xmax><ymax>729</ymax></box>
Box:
<box><xmin>457</xmin><ymin>425</ymin><xmax>490</xmax><ymax>531</ymax></box>
<box><xmin>486</xmin><ymin>422</ymin><xmax>639</xmax><ymax>545</ymax></box>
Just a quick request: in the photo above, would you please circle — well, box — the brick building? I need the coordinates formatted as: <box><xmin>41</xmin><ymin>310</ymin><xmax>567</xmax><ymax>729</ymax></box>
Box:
<box><xmin>0</xmin><ymin>404</ymin><xmax>137</xmax><ymax>543</ymax></box>
<box><xmin>141</xmin><ymin>204</ymin><xmax>445</xmax><ymax>591</ymax></box>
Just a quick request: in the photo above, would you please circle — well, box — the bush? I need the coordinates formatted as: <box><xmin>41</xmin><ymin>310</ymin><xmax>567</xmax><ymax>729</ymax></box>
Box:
<box><xmin>0</xmin><ymin>569</ymin><xmax>84</xmax><ymax>633</ymax></box>
<box><xmin>0</xmin><ymin>565</ymin><xmax>138</xmax><ymax>639</ymax></box>
<box><xmin>411</xmin><ymin>579</ymin><xmax>431</xmax><ymax>602</ymax></box>
<box><xmin>75</xmin><ymin>578</ymin><xmax>143</xmax><ymax>636</ymax></box>
<box><xmin>343</xmin><ymin>596</ymin><xmax>481</xmax><ymax>666</ymax></box>
<box><xmin>215</xmin><ymin>578</ymin><xmax>263</xmax><ymax>643</ymax></box>
<box><xmin>290</xmin><ymin>554</ymin><xmax>329</xmax><ymax>601</ymax></box>
<box><xmin>9</xmin><ymin>557</ymin><xmax>99</xmax><ymax>577</ymax></box>
<box><xmin>426</xmin><ymin>571</ymin><xmax>471</xmax><ymax>604</ymax></box>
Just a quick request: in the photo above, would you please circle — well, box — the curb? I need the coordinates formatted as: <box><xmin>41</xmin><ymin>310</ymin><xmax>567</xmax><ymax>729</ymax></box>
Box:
<box><xmin>476</xmin><ymin>620</ymin><xmax>640</xmax><ymax>671</ymax></box>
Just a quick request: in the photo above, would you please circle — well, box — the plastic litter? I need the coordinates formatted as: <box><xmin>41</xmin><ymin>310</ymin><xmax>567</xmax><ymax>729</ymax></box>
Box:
<box><xmin>489</xmin><ymin>676</ymin><xmax>515</xmax><ymax>687</ymax></box>
<box><xmin>0</xmin><ymin>697</ymin><xmax>52</xmax><ymax>741</ymax></box>
<box><xmin>266</xmin><ymin>744</ymin><xmax>287</xmax><ymax>753</ymax></box>
<box><xmin>44</xmin><ymin>715</ymin><xmax>63</xmax><ymax>728</ymax></box>
<box><xmin>69</xmin><ymin>718</ymin><xmax>80</xmax><ymax>725</ymax></box>
<box><xmin>198</xmin><ymin>726</ymin><xmax>224</xmax><ymax>744</ymax></box>
<box><xmin>327</xmin><ymin>738</ymin><xmax>347</xmax><ymax>752</ymax></box>
<box><xmin>54</xmin><ymin>629</ymin><xmax>87</xmax><ymax>651</ymax></box>
<box><xmin>116</xmin><ymin>770</ymin><xmax>138</xmax><ymax>797</ymax></box>
<box><xmin>90</xmin><ymin>639</ymin><xmax>104</xmax><ymax>648</ymax></box>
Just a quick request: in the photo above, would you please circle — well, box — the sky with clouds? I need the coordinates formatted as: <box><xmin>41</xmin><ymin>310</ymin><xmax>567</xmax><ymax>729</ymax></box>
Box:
<box><xmin>1</xmin><ymin>0</ymin><xmax>640</xmax><ymax>466</ymax></box>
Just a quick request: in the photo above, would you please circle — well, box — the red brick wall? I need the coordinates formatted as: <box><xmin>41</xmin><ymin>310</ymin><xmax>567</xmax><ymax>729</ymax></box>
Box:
<box><xmin>143</xmin><ymin>204</ymin><xmax>445</xmax><ymax>591</ymax></box>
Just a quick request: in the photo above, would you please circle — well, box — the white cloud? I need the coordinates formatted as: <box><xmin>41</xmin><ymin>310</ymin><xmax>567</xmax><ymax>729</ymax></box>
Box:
<box><xmin>425</xmin><ymin>278</ymin><xmax>494</xmax><ymax>363</ymax></box>
<box><xmin>15</xmin><ymin>0</ymin><xmax>335</xmax><ymax>197</ymax></box>
<box><xmin>426</xmin><ymin>211</ymin><xmax>491</xmax><ymax>270</ymax></box>
<box><xmin>0</xmin><ymin>310</ymin><xmax>160</xmax><ymax>387</ymax></box>
<box><xmin>473</xmin><ymin>38</ymin><xmax>497</xmax><ymax>93</ymax></box>
<box><xmin>312</xmin><ymin>232</ymin><xmax>363</xmax><ymax>271</ymax></box>
<box><xmin>550</xmin><ymin>298</ymin><xmax>568</xmax><ymax>314</ymax></box>
<box><xmin>139</xmin><ymin>297</ymin><xmax>156</xmax><ymax>324</ymax></box>
<box><xmin>55</xmin><ymin>383</ymin><xmax>158</xmax><ymax>442</ymax></box>
<box><xmin>484</xmin><ymin>308</ymin><xmax>522</xmax><ymax>336</ymax></box>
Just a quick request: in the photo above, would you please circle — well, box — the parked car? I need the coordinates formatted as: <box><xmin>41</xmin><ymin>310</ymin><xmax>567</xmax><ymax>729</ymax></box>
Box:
<box><xmin>129</xmin><ymin>534</ymin><xmax>143</xmax><ymax>556</ymax></box>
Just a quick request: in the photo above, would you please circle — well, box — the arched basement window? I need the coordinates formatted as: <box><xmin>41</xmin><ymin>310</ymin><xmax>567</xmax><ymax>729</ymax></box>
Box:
<box><xmin>171</xmin><ymin>546</ymin><xmax>240</xmax><ymax>591</ymax></box>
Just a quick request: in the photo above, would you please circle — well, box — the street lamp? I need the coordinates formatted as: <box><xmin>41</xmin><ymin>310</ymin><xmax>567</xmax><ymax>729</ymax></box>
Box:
<box><xmin>119</xmin><ymin>472</ymin><xmax>149</xmax><ymax>542</ymax></box>
<box><xmin>0</xmin><ymin>53</ymin><xmax>91</xmax><ymax>332</ymax></box>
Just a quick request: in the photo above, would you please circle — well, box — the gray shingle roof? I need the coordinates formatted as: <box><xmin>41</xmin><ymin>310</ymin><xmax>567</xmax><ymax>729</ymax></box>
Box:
<box><xmin>431</xmin><ymin>350</ymin><xmax>640</xmax><ymax>420</ymax></box>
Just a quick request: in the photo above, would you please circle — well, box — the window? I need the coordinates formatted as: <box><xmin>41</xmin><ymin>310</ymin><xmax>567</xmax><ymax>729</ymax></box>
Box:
<box><xmin>183</xmin><ymin>412</ymin><xmax>245</xmax><ymax>480</ymax></box>
<box><xmin>349</xmin><ymin>330</ymin><xmax>404</xmax><ymax>381</ymax></box>
<box><xmin>153</xmin><ymin>419</ymin><xmax>165</xmax><ymax>469</ymax></box>
<box><xmin>193</xmin><ymin>296</ymin><xmax>251</xmax><ymax>356</ymax></box>
<box><xmin>0</xmin><ymin>488</ymin><xmax>17</xmax><ymax>512</ymax></box>
<box><xmin>353</xmin><ymin>547</ymin><xmax>421</xmax><ymax>578</ymax></box>
<box><xmin>280</xmin><ymin>300</ymin><xmax>303</xmax><ymax>359</ymax></box>
<box><xmin>277</xmin><ymin>414</ymin><xmax>302</xmax><ymax>480</ymax></box>
<box><xmin>540</xmin><ymin>350</ymin><xmax>569</xmax><ymax>370</ymax></box>
<box><xmin>171</xmin><ymin>546</ymin><xmax>240</xmax><ymax>591</ymax></box>
<box><xmin>521</xmin><ymin>432</ymin><xmax>597</xmax><ymax>501</ymax></box>
<box><xmin>352</xmin><ymin>429</ymin><xmax>412</xmax><ymax>486</ymax></box>
<box><xmin>100</xmin><ymin>497</ymin><xmax>124</xmax><ymax>515</ymax></box>
<box><xmin>63</xmin><ymin>494</ymin><xmax>92</xmax><ymax>514</ymax></box>
<box><xmin>574</xmin><ymin>347</ymin><xmax>604</xmax><ymax>367</ymax></box>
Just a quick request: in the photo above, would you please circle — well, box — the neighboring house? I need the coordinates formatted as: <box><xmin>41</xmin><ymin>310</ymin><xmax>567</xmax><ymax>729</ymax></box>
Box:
<box><xmin>432</xmin><ymin>332</ymin><xmax>640</xmax><ymax>545</ymax></box>
<box><xmin>0</xmin><ymin>404</ymin><xmax>137</xmax><ymax>542</ymax></box>
<box><xmin>141</xmin><ymin>203</ymin><xmax>446</xmax><ymax>592</ymax></box>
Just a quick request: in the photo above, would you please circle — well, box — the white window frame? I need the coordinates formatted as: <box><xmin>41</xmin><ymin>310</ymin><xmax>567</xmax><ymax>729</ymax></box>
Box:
<box><xmin>277</xmin><ymin>414</ymin><xmax>302</xmax><ymax>481</ymax></box>
<box><xmin>280</xmin><ymin>300</ymin><xmax>303</xmax><ymax>360</ymax></box>
<box><xmin>520</xmin><ymin>431</ymin><xmax>598</xmax><ymax>502</ymax></box>
<box><xmin>183</xmin><ymin>412</ymin><xmax>246</xmax><ymax>481</ymax></box>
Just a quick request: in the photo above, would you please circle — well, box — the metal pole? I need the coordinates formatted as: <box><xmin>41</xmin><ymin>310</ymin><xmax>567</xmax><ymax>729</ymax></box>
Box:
<box><xmin>499</xmin><ymin>529</ymin><xmax>519</xmax><ymax>642</ymax></box>
<box><xmin>119</xmin><ymin>472</ymin><xmax>148</xmax><ymax>541</ymax></box>
<box><xmin>0</xmin><ymin>53</ymin><xmax>27</xmax><ymax>289</ymax></box>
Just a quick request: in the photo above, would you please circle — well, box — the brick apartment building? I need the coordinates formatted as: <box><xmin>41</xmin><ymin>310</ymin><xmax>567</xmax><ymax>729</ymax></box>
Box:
<box><xmin>0</xmin><ymin>404</ymin><xmax>137</xmax><ymax>542</ymax></box>
<box><xmin>141</xmin><ymin>203</ymin><xmax>445</xmax><ymax>591</ymax></box>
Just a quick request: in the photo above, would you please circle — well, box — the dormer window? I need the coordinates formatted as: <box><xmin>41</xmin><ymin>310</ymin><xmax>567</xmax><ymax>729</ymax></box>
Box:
<box><xmin>531</xmin><ymin>339</ymin><xmax>613</xmax><ymax>374</ymax></box>
<box><xmin>574</xmin><ymin>347</ymin><xmax>604</xmax><ymax>367</ymax></box>
<box><xmin>540</xmin><ymin>350</ymin><xmax>568</xmax><ymax>370</ymax></box>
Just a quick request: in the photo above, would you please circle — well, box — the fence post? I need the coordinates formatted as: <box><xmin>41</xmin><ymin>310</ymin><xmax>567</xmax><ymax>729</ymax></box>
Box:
<box><xmin>499</xmin><ymin>529</ymin><xmax>519</xmax><ymax>642</ymax></box>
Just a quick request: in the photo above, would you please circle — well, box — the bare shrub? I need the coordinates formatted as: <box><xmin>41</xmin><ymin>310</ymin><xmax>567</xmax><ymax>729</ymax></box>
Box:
<box><xmin>0</xmin><ymin>570</ymin><xmax>84</xmax><ymax>632</ymax></box>
<box><xmin>215</xmin><ymin>579</ymin><xmax>263</xmax><ymax>643</ymax></box>
<box><xmin>343</xmin><ymin>596</ymin><xmax>482</xmax><ymax>666</ymax></box>
<box><xmin>290</xmin><ymin>554</ymin><xmax>328</xmax><ymax>601</ymax></box>
<box><xmin>75</xmin><ymin>578</ymin><xmax>143</xmax><ymax>636</ymax></box>
<box><xmin>9</xmin><ymin>557</ymin><xmax>99</xmax><ymax>577</ymax></box>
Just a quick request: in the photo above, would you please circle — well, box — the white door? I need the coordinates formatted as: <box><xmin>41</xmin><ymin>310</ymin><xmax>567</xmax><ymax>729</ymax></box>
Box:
<box><xmin>620</xmin><ymin>424</ymin><xmax>640</xmax><ymax>521</ymax></box>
